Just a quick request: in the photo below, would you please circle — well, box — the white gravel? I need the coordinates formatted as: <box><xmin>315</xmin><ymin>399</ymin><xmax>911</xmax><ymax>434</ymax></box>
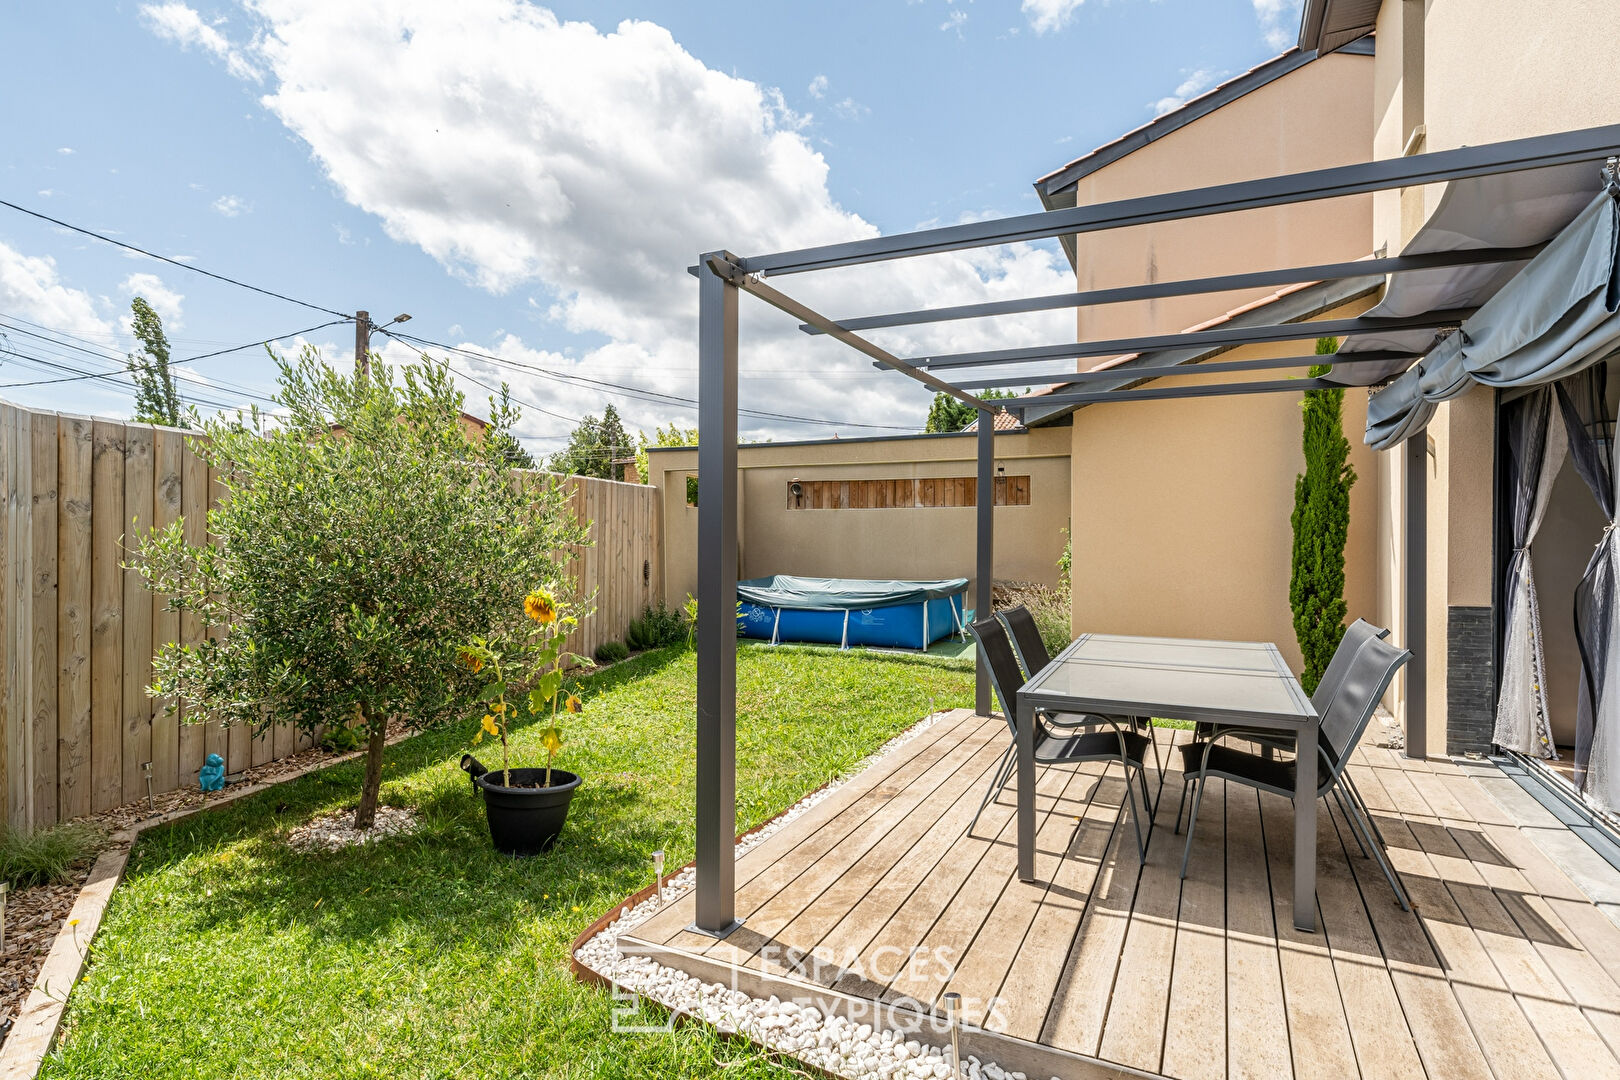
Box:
<box><xmin>286</xmin><ymin>805</ymin><xmax>420</xmax><ymax>852</ymax></box>
<box><xmin>573</xmin><ymin>710</ymin><xmax>1059</xmax><ymax>1080</ymax></box>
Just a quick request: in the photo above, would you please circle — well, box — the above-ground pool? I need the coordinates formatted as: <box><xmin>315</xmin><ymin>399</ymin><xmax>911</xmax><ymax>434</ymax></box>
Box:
<box><xmin>736</xmin><ymin>575</ymin><xmax>968</xmax><ymax>650</ymax></box>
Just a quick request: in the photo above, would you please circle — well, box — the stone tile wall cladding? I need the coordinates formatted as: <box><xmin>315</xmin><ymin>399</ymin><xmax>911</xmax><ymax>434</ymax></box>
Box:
<box><xmin>1447</xmin><ymin>605</ymin><xmax>1496</xmax><ymax>755</ymax></box>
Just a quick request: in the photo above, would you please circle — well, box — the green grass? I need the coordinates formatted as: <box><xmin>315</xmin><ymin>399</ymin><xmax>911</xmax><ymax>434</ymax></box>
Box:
<box><xmin>42</xmin><ymin>643</ymin><xmax>972</xmax><ymax>1080</ymax></box>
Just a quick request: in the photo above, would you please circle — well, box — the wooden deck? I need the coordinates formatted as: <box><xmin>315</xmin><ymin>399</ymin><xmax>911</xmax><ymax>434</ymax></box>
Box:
<box><xmin>622</xmin><ymin>709</ymin><xmax>1620</xmax><ymax>1080</ymax></box>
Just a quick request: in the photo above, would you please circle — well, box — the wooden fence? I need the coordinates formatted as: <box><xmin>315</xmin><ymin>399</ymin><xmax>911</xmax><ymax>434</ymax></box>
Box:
<box><xmin>0</xmin><ymin>401</ymin><xmax>661</xmax><ymax>830</ymax></box>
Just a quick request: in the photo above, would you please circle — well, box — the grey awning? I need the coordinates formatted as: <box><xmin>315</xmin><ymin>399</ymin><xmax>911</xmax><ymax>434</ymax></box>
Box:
<box><xmin>1366</xmin><ymin>188</ymin><xmax>1620</xmax><ymax>450</ymax></box>
<box><xmin>1332</xmin><ymin>161</ymin><xmax>1603</xmax><ymax>386</ymax></box>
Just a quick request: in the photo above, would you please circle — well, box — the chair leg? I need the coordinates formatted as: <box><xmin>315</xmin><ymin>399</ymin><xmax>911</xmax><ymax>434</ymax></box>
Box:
<box><xmin>1338</xmin><ymin>785</ymin><xmax>1411</xmax><ymax>911</ymax></box>
<box><xmin>1142</xmin><ymin>717</ymin><xmax>1163</xmax><ymax>779</ymax></box>
<box><xmin>1122</xmin><ymin>764</ymin><xmax>1147</xmax><ymax>865</ymax></box>
<box><xmin>1174</xmin><ymin>776</ymin><xmax>1194</xmax><ymax>835</ymax></box>
<box><xmin>1179</xmin><ymin>773</ymin><xmax>1208</xmax><ymax>879</ymax></box>
<box><xmin>1332</xmin><ymin>786</ymin><xmax>1370</xmax><ymax>859</ymax></box>
<box><xmin>1344</xmin><ymin>774</ymin><xmax>1387</xmax><ymax>847</ymax></box>
<box><xmin>1138</xmin><ymin>757</ymin><xmax>1157</xmax><ymax>820</ymax></box>
<box><xmin>968</xmin><ymin>744</ymin><xmax>1015</xmax><ymax>836</ymax></box>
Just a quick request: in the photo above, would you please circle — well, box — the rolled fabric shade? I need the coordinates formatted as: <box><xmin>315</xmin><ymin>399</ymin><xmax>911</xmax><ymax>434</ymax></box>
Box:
<box><xmin>1366</xmin><ymin>188</ymin><xmax>1620</xmax><ymax>450</ymax></box>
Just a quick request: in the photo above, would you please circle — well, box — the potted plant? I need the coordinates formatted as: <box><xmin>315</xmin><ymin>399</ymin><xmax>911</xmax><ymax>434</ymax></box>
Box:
<box><xmin>458</xmin><ymin>588</ymin><xmax>587</xmax><ymax>855</ymax></box>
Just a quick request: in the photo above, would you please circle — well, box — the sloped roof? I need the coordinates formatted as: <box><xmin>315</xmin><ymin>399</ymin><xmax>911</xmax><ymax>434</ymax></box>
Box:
<box><xmin>1298</xmin><ymin>0</ymin><xmax>1380</xmax><ymax>57</ymax></box>
<box><xmin>962</xmin><ymin>409</ymin><xmax>1025</xmax><ymax>433</ymax></box>
<box><xmin>1033</xmin><ymin>38</ymin><xmax>1374</xmax><ymax>206</ymax></box>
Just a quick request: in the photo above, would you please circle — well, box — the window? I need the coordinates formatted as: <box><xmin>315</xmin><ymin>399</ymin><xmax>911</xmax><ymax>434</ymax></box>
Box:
<box><xmin>786</xmin><ymin>476</ymin><xmax>1029</xmax><ymax>509</ymax></box>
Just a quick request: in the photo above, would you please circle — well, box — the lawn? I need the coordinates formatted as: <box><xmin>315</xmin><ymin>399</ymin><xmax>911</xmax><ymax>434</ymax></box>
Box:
<box><xmin>41</xmin><ymin>643</ymin><xmax>973</xmax><ymax>1080</ymax></box>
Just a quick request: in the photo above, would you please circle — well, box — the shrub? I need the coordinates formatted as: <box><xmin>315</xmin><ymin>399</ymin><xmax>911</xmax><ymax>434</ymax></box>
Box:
<box><xmin>625</xmin><ymin>602</ymin><xmax>687</xmax><ymax>651</ymax></box>
<box><xmin>0</xmin><ymin>822</ymin><xmax>102</xmax><ymax>887</ymax></box>
<box><xmin>1290</xmin><ymin>337</ymin><xmax>1357</xmax><ymax>694</ymax></box>
<box><xmin>594</xmin><ymin>641</ymin><xmax>630</xmax><ymax>664</ymax></box>
<box><xmin>131</xmin><ymin>350</ymin><xmax>589</xmax><ymax>829</ymax></box>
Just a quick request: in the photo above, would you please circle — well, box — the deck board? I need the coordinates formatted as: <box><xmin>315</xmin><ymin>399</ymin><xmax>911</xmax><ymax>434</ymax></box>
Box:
<box><xmin>618</xmin><ymin>712</ymin><xmax>1620</xmax><ymax>1080</ymax></box>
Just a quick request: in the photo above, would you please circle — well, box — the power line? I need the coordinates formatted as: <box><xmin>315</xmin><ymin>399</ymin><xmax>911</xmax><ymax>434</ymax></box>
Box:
<box><xmin>0</xmin><ymin>198</ymin><xmax>351</xmax><ymax>319</ymax></box>
<box><xmin>384</xmin><ymin>329</ymin><xmax>918</xmax><ymax>433</ymax></box>
<box><xmin>0</xmin><ymin>317</ymin><xmax>350</xmax><ymax>392</ymax></box>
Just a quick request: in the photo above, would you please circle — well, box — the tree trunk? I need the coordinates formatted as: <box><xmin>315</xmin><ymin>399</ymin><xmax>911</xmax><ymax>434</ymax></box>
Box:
<box><xmin>354</xmin><ymin>716</ymin><xmax>387</xmax><ymax>830</ymax></box>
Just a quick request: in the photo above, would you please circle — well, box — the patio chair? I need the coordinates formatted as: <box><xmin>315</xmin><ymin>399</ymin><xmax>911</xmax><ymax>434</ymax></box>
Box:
<box><xmin>998</xmin><ymin>604</ymin><xmax>1161</xmax><ymax>775</ymax></box>
<box><xmin>967</xmin><ymin>615</ymin><xmax>1157</xmax><ymax>863</ymax></box>
<box><xmin>1174</xmin><ymin>631</ymin><xmax>1412</xmax><ymax>909</ymax></box>
<box><xmin>1185</xmin><ymin>618</ymin><xmax>1392</xmax><ymax>855</ymax></box>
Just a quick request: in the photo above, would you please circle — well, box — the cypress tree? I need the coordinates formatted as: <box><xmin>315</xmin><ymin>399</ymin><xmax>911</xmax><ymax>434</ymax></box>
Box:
<box><xmin>1290</xmin><ymin>336</ymin><xmax>1356</xmax><ymax>694</ymax></box>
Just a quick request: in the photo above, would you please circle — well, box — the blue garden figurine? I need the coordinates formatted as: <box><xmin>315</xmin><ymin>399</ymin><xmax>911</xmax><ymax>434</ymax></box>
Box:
<box><xmin>199</xmin><ymin>753</ymin><xmax>226</xmax><ymax>792</ymax></box>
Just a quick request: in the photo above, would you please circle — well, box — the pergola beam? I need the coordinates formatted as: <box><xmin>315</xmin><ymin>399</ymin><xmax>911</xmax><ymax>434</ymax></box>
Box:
<box><xmin>742</xmin><ymin>123</ymin><xmax>1620</xmax><ymax>275</ymax></box>
<box><xmin>703</xmin><ymin>255</ymin><xmax>995</xmax><ymax>412</ymax></box>
<box><xmin>887</xmin><ymin>309</ymin><xmax>1474</xmax><ymax>372</ymax></box>
<box><xmin>951</xmin><ymin>350</ymin><xmax>1418</xmax><ymax>390</ymax></box>
<box><xmin>798</xmin><ymin>246</ymin><xmax>1540</xmax><ymax>336</ymax></box>
<box><xmin>1012</xmin><ymin>377</ymin><xmax>1343</xmax><ymax>409</ymax></box>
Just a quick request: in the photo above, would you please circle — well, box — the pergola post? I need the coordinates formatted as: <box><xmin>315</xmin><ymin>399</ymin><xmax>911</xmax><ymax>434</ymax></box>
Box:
<box><xmin>694</xmin><ymin>252</ymin><xmax>741</xmax><ymax>937</ymax></box>
<box><xmin>1404</xmin><ymin>432</ymin><xmax>1427</xmax><ymax>760</ymax></box>
<box><xmin>976</xmin><ymin>410</ymin><xmax>994</xmax><ymax>715</ymax></box>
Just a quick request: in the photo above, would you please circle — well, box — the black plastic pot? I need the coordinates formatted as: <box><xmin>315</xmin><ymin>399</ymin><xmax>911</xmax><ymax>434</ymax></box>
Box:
<box><xmin>460</xmin><ymin>755</ymin><xmax>581</xmax><ymax>856</ymax></box>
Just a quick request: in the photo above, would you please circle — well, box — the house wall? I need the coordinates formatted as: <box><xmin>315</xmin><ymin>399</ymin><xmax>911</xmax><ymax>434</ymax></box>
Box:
<box><xmin>1364</xmin><ymin>0</ymin><xmax>1620</xmax><ymax>753</ymax></box>
<box><xmin>1065</xmin><ymin>51</ymin><xmax>1375</xmax><ymax>344</ymax></box>
<box><xmin>1067</xmin><ymin>297</ymin><xmax>1380</xmax><ymax>678</ymax></box>
<box><xmin>647</xmin><ymin>428</ymin><xmax>1073</xmax><ymax>613</ymax></box>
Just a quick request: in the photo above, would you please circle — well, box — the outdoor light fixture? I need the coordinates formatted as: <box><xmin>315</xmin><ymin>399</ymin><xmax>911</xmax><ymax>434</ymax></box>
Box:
<box><xmin>0</xmin><ymin>883</ymin><xmax>9</xmax><ymax>954</ymax></box>
<box><xmin>392</xmin><ymin>313</ymin><xmax>411</xmax><ymax>324</ymax></box>
<box><xmin>142</xmin><ymin>761</ymin><xmax>155</xmax><ymax>813</ymax></box>
<box><xmin>942</xmin><ymin>992</ymin><xmax>962</xmax><ymax>1078</ymax></box>
<box><xmin>651</xmin><ymin>850</ymin><xmax>666</xmax><ymax>907</ymax></box>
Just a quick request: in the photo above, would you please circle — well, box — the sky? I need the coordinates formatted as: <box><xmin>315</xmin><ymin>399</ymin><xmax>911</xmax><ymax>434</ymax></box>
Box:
<box><xmin>1</xmin><ymin>0</ymin><xmax>1303</xmax><ymax>452</ymax></box>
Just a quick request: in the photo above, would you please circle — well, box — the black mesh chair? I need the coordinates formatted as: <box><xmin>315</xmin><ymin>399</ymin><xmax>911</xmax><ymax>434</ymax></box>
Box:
<box><xmin>1184</xmin><ymin>618</ymin><xmax>1392</xmax><ymax>854</ymax></box>
<box><xmin>998</xmin><ymin>604</ymin><xmax>1161</xmax><ymax>775</ymax></box>
<box><xmin>968</xmin><ymin>615</ymin><xmax>1156</xmax><ymax>864</ymax></box>
<box><xmin>1175</xmin><ymin>631</ymin><xmax>1412</xmax><ymax>909</ymax></box>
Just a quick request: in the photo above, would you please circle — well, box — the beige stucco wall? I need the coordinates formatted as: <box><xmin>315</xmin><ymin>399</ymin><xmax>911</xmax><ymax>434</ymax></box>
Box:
<box><xmin>1067</xmin><ymin>298</ymin><xmax>1380</xmax><ymax>678</ymax></box>
<box><xmin>1065</xmin><ymin>51</ymin><xmax>1375</xmax><ymax>344</ymax></box>
<box><xmin>647</xmin><ymin>428</ymin><xmax>1072</xmax><ymax>612</ymax></box>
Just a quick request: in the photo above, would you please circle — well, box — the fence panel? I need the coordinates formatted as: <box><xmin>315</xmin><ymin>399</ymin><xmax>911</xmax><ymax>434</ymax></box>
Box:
<box><xmin>0</xmin><ymin>403</ymin><xmax>664</xmax><ymax>828</ymax></box>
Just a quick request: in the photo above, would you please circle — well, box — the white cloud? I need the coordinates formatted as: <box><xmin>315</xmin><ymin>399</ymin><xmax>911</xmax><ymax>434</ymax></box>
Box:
<box><xmin>56</xmin><ymin>147</ymin><xmax>74</xmax><ymax>155</ymax></box>
<box><xmin>1252</xmin><ymin>0</ymin><xmax>1302</xmax><ymax>51</ymax></box>
<box><xmin>140</xmin><ymin>2</ymin><xmax>262</xmax><ymax>81</ymax></box>
<box><xmin>807</xmin><ymin>74</ymin><xmax>827</xmax><ymax>99</ymax></box>
<box><xmin>832</xmin><ymin>96</ymin><xmax>870</xmax><ymax>121</ymax></box>
<box><xmin>1149</xmin><ymin>68</ymin><xmax>1222</xmax><ymax>116</ymax></box>
<box><xmin>121</xmin><ymin>273</ymin><xmax>186</xmax><ymax>331</ymax></box>
<box><xmin>212</xmin><ymin>193</ymin><xmax>250</xmax><ymax>216</ymax></box>
<box><xmin>36</xmin><ymin>189</ymin><xmax>53</xmax><ymax>198</ymax></box>
<box><xmin>941</xmin><ymin>9</ymin><xmax>968</xmax><ymax>36</ymax></box>
<box><xmin>1021</xmin><ymin>0</ymin><xmax>1084</xmax><ymax>35</ymax></box>
<box><xmin>0</xmin><ymin>242</ymin><xmax>118</xmax><ymax>343</ymax></box>
<box><xmin>144</xmin><ymin>1</ymin><xmax>1073</xmax><ymax>439</ymax></box>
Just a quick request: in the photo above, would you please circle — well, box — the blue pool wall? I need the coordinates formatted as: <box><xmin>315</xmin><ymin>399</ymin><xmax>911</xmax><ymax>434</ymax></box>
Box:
<box><xmin>737</xmin><ymin>593</ymin><xmax>964</xmax><ymax>649</ymax></box>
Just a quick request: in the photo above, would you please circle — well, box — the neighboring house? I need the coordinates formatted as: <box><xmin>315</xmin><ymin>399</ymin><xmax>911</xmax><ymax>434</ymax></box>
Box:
<box><xmin>646</xmin><ymin>427</ymin><xmax>1071</xmax><ymax>610</ymax></box>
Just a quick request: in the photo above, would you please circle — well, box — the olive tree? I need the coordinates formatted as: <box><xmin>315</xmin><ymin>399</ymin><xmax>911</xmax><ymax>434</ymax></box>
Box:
<box><xmin>131</xmin><ymin>348</ymin><xmax>587</xmax><ymax>828</ymax></box>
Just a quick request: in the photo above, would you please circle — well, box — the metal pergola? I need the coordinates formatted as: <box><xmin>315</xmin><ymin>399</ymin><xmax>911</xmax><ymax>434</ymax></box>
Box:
<box><xmin>691</xmin><ymin>123</ymin><xmax>1620</xmax><ymax>936</ymax></box>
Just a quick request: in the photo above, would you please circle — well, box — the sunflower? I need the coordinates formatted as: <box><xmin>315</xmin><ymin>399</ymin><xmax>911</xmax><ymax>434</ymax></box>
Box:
<box><xmin>564</xmin><ymin>693</ymin><xmax>583</xmax><ymax>713</ymax></box>
<box><xmin>524</xmin><ymin>589</ymin><xmax>557</xmax><ymax>624</ymax></box>
<box><xmin>458</xmin><ymin>648</ymin><xmax>484</xmax><ymax>673</ymax></box>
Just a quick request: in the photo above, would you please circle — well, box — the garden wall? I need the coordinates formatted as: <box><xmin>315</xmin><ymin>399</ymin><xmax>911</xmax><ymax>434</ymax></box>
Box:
<box><xmin>0</xmin><ymin>401</ymin><xmax>661</xmax><ymax>830</ymax></box>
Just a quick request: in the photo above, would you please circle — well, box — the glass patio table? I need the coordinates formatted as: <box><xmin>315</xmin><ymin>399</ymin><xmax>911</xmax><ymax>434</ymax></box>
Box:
<box><xmin>1015</xmin><ymin>632</ymin><xmax>1322</xmax><ymax>932</ymax></box>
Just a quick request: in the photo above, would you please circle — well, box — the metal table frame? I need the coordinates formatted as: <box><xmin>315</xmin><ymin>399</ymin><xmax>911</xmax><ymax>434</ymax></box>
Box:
<box><xmin>1016</xmin><ymin>633</ymin><xmax>1321</xmax><ymax>932</ymax></box>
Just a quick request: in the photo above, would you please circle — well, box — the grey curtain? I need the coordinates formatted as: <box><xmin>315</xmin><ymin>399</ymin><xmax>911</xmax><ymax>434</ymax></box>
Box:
<box><xmin>1492</xmin><ymin>385</ymin><xmax>1567</xmax><ymax>757</ymax></box>
<box><xmin>1556</xmin><ymin>364</ymin><xmax>1615</xmax><ymax>790</ymax></box>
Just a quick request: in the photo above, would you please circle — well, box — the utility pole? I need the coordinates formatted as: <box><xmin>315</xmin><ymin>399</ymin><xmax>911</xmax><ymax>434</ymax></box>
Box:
<box><xmin>354</xmin><ymin>310</ymin><xmax>370</xmax><ymax>378</ymax></box>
